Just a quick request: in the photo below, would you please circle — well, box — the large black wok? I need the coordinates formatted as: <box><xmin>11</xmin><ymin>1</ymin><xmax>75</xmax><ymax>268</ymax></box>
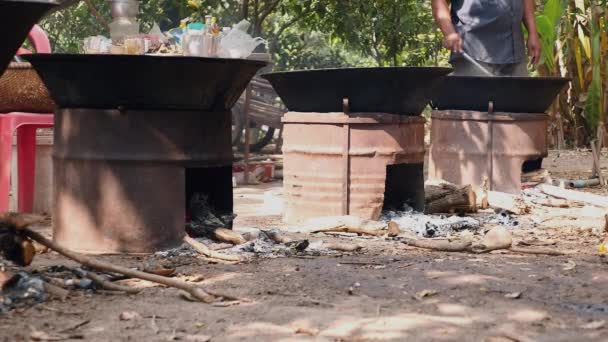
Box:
<box><xmin>262</xmin><ymin>67</ymin><xmax>452</xmax><ymax>115</ymax></box>
<box><xmin>0</xmin><ymin>0</ymin><xmax>57</xmax><ymax>75</ymax></box>
<box><xmin>23</xmin><ymin>54</ymin><xmax>267</xmax><ymax>111</ymax></box>
<box><xmin>430</xmin><ymin>76</ymin><xmax>570</xmax><ymax>113</ymax></box>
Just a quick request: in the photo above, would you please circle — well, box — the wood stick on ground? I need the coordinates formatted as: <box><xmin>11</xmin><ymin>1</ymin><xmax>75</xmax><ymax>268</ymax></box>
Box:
<box><xmin>312</xmin><ymin>226</ymin><xmax>386</xmax><ymax>236</ymax></box>
<box><xmin>402</xmin><ymin>239</ymin><xmax>473</xmax><ymax>252</ymax></box>
<box><xmin>509</xmin><ymin>247</ymin><xmax>570</xmax><ymax>256</ymax></box>
<box><xmin>213</xmin><ymin>228</ymin><xmax>246</xmax><ymax>245</ymax></box>
<box><xmin>538</xmin><ymin>184</ymin><xmax>608</xmax><ymax>207</ymax></box>
<box><xmin>184</xmin><ymin>236</ymin><xmax>242</xmax><ymax>262</ymax></box>
<box><xmin>23</xmin><ymin>229</ymin><xmax>223</xmax><ymax>303</ymax></box>
<box><xmin>324</xmin><ymin>243</ymin><xmax>363</xmax><ymax>252</ymax></box>
<box><xmin>263</xmin><ymin>230</ymin><xmax>292</xmax><ymax>244</ymax></box>
<box><xmin>42</xmin><ymin>281</ymin><xmax>69</xmax><ymax>300</ymax></box>
<box><xmin>80</xmin><ymin>270</ymin><xmax>141</xmax><ymax>294</ymax></box>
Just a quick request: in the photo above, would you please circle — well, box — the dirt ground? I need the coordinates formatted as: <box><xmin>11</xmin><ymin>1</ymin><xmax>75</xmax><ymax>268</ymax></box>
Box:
<box><xmin>2</xmin><ymin>150</ymin><xmax>608</xmax><ymax>341</ymax></box>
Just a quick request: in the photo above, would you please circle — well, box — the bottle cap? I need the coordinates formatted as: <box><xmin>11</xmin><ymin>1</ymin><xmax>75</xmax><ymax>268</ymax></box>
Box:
<box><xmin>187</xmin><ymin>22</ymin><xmax>204</xmax><ymax>30</ymax></box>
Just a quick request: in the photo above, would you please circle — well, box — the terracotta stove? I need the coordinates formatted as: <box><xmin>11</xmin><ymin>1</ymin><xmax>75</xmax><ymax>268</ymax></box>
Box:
<box><xmin>264</xmin><ymin>67</ymin><xmax>451</xmax><ymax>223</ymax></box>
<box><xmin>429</xmin><ymin>76</ymin><xmax>569</xmax><ymax>193</ymax></box>
<box><xmin>24</xmin><ymin>54</ymin><xmax>265</xmax><ymax>253</ymax></box>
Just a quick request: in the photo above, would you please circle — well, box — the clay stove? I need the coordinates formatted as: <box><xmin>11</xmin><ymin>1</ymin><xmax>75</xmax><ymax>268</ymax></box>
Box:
<box><xmin>429</xmin><ymin>76</ymin><xmax>569</xmax><ymax>193</ymax></box>
<box><xmin>24</xmin><ymin>54</ymin><xmax>265</xmax><ymax>253</ymax></box>
<box><xmin>264</xmin><ymin>67</ymin><xmax>451</xmax><ymax>224</ymax></box>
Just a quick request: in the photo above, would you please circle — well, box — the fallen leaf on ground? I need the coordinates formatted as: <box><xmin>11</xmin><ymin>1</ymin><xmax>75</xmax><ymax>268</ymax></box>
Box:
<box><xmin>30</xmin><ymin>331</ymin><xmax>66</xmax><ymax>341</ymax></box>
<box><xmin>416</xmin><ymin>289</ymin><xmax>438</xmax><ymax>299</ymax></box>
<box><xmin>504</xmin><ymin>292</ymin><xmax>522</xmax><ymax>299</ymax></box>
<box><xmin>184</xmin><ymin>334</ymin><xmax>211</xmax><ymax>341</ymax></box>
<box><xmin>562</xmin><ymin>260</ymin><xmax>577</xmax><ymax>271</ymax></box>
<box><xmin>119</xmin><ymin>311</ymin><xmax>142</xmax><ymax>321</ymax></box>
<box><xmin>581</xmin><ymin>320</ymin><xmax>605</xmax><ymax>330</ymax></box>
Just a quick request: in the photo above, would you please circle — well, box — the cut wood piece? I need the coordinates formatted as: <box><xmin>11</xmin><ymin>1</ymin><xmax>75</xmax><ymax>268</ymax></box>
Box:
<box><xmin>213</xmin><ymin>228</ymin><xmax>246</xmax><ymax>245</ymax></box>
<box><xmin>324</xmin><ymin>243</ymin><xmax>363</xmax><ymax>252</ymax></box>
<box><xmin>387</xmin><ymin>221</ymin><xmax>401</xmax><ymax>237</ymax></box>
<box><xmin>402</xmin><ymin>239</ymin><xmax>472</xmax><ymax>252</ymax></box>
<box><xmin>478</xmin><ymin>191</ymin><xmax>530</xmax><ymax>215</ymax></box>
<box><xmin>539</xmin><ymin>184</ymin><xmax>608</xmax><ymax>208</ymax></box>
<box><xmin>294</xmin><ymin>216</ymin><xmax>386</xmax><ymax>234</ymax></box>
<box><xmin>509</xmin><ymin>247</ymin><xmax>570</xmax><ymax>256</ymax></box>
<box><xmin>529</xmin><ymin>198</ymin><xmax>573</xmax><ymax>208</ymax></box>
<box><xmin>184</xmin><ymin>236</ymin><xmax>242</xmax><ymax>262</ymax></box>
<box><xmin>425</xmin><ymin>184</ymin><xmax>477</xmax><ymax>214</ymax></box>
<box><xmin>311</xmin><ymin>226</ymin><xmax>386</xmax><ymax>236</ymax></box>
<box><xmin>263</xmin><ymin>230</ymin><xmax>292</xmax><ymax>244</ymax></box>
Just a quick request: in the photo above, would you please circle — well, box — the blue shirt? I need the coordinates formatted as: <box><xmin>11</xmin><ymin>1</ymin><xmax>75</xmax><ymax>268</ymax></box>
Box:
<box><xmin>451</xmin><ymin>0</ymin><xmax>526</xmax><ymax>64</ymax></box>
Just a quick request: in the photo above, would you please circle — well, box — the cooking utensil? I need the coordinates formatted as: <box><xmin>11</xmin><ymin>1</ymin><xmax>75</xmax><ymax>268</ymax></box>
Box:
<box><xmin>430</xmin><ymin>76</ymin><xmax>570</xmax><ymax>113</ymax></box>
<box><xmin>461</xmin><ymin>51</ymin><xmax>494</xmax><ymax>76</ymax></box>
<box><xmin>262</xmin><ymin>67</ymin><xmax>452</xmax><ymax>115</ymax></box>
<box><xmin>0</xmin><ymin>0</ymin><xmax>58</xmax><ymax>75</ymax></box>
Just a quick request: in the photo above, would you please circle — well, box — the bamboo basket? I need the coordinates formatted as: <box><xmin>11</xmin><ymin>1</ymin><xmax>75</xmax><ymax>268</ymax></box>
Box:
<box><xmin>0</xmin><ymin>62</ymin><xmax>55</xmax><ymax>113</ymax></box>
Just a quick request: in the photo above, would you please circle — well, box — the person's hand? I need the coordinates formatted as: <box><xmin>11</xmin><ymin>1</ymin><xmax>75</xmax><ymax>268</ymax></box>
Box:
<box><xmin>443</xmin><ymin>32</ymin><xmax>463</xmax><ymax>53</ymax></box>
<box><xmin>527</xmin><ymin>33</ymin><xmax>541</xmax><ymax>65</ymax></box>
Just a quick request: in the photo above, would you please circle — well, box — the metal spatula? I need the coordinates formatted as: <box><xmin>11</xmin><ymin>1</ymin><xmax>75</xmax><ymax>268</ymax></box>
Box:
<box><xmin>461</xmin><ymin>51</ymin><xmax>494</xmax><ymax>76</ymax></box>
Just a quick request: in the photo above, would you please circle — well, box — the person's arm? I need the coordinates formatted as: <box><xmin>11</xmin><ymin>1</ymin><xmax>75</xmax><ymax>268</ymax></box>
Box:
<box><xmin>523</xmin><ymin>0</ymin><xmax>541</xmax><ymax>65</ymax></box>
<box><xmin>431</xmin><ymin>0</ymin><xmax>462</xmax><ymax>53</ymax></box>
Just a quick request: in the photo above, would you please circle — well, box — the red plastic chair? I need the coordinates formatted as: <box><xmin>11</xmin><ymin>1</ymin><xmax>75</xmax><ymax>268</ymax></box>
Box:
<box><xmin>0</xmin><ymin>25</ymin><xmax>54</xmax><ymax>213</ymax></box>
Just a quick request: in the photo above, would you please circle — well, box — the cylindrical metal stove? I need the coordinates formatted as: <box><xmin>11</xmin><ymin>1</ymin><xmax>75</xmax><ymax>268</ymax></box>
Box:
<box><xmin>24</xmin><ymin>54</ymin><xmax>266</xmax><ymax>253</ymax></box>
<box><xmin>53</xmin><ymin>109</ymin><xmax>232</xmax><ymax>253</ymax></box>
<box><xmin>282</xmin><ymin>112</ymin><xmax>425</xmax><ymax>224</ymax></box>
<box><xmin>429</xmin><ymin>110</ymin><xmax>549</xmax><ymax>194</ymax></box>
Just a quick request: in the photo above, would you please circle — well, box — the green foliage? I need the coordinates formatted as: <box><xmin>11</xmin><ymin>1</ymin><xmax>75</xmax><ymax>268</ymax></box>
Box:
<box><xmin>535</xmin><ymin>0</ymin><xmax>564</xmax><ymax>71</ymax></box>
<box><xmin>40</xmin><ymin>0</ymin><xmax>167</xmax><ymax>53</ymax></box>
<box><xmin>584</xmin><ymin>20</ymin><xmax>602</xmax><ymax>130</ymax></box>
<box><xmin>307</xmin><ymin>0</ymin><xmax>442</xmax><ymax>67</ymax></box>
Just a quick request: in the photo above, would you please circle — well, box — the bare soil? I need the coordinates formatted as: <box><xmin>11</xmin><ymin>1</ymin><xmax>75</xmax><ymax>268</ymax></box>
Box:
<box><xmin>2</xmin><ymin>150</ymin><xmax>608</xmax><ymax>341</ymax></box>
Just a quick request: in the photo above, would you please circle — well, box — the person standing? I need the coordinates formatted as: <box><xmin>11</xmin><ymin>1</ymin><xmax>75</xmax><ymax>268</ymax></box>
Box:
<box><xmin>431</xmin><ymin>0</ymin><xmax>541</xmax><ymax>76</ymax></box>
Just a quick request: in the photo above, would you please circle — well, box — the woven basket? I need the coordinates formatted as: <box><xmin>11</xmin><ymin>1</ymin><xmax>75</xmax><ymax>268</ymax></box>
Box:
<box><xmin>0</xmin><ymin>62</ymin><xmax>55</xmax><ymax>113</ymax></box>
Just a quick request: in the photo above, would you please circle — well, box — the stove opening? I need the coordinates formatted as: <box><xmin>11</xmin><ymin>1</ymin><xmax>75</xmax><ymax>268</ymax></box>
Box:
<box><xmin>185</xmin><ymin>166</ymin><xmax>234</xmax><ymax>228</ymax></box>
<box><xmin>382</xmin><ymin>163</ymin><xmax>425</xmax><ymax>212</ymax></box>
<box><xmin>522</xmin><ymin>157</ymin><xmax>543</xmax><ymax>173</ymax></box>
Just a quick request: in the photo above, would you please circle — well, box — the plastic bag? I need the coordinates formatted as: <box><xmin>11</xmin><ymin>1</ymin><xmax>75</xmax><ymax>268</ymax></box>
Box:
<box><xmin>218</xmin><ymin>20</ymin><xmax>266</xmax><ymax>59</ymax></box>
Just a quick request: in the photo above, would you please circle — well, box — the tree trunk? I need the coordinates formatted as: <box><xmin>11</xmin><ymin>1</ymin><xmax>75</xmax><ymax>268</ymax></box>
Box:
<box><xmin>241</xmin><ymin>0</ymin><xmax>249</xmax><ymax>20</ymax></box>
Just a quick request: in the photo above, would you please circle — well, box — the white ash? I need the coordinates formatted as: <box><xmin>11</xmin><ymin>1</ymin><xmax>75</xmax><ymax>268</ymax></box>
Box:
<box><xmin>381</xmin><ymin>210</ymin><xmax>480</xmax><ymax>238</ymax></box>
<box><xmin>225</xmin><ymin>230</ymin><xmax>311</xmax><ymax>258</ymax></box>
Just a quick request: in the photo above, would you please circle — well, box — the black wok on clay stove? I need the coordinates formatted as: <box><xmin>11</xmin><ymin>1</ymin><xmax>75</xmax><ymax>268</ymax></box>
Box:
<box><xmin>0</xmin><ymin>0</ymin><xmax>57</xmax><ymax>75</ymax></box>
<box><xmin>430</xmin><ymin>75</ymin><xmax>570</xmax><ymax>113</ymax></box>
<box><xmin>24</xmin><ymin>54</ymin><xmax>266</xmax><ymax>254</ymax></box>
<box><xmin>428</xmin><ymin>75</ymin><xmax>570</xmax><ymax>194</ymax></box>
<box><xmin>263</xmin><ymin>67</ymin><xmax>452</xmax><ymax>115</ymax></box>
<box><xmin>262</xmin><ymin>67</ymin><xmax>452</xmax><ymax>223</ymax></box>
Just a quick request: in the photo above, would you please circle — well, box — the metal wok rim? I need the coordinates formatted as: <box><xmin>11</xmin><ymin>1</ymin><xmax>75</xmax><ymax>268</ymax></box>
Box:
<box><xmin>0</xmin><ymin>0</ymin><xmax>59</xmax><ymax>5</ymax></box>
<box><xmin>442</xmin><ymin>75</ymin><xmax>572</xmax><ymax>82</ymax></box>
<box><xmin>23</xmin><ymin>53</ymin><xmax>269</xmax><ymax>67</ymax></box>
<box><xmin>262</xmin><ymin>66</ymin><xmax>454</xmax><ymax>77</ymax></box>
